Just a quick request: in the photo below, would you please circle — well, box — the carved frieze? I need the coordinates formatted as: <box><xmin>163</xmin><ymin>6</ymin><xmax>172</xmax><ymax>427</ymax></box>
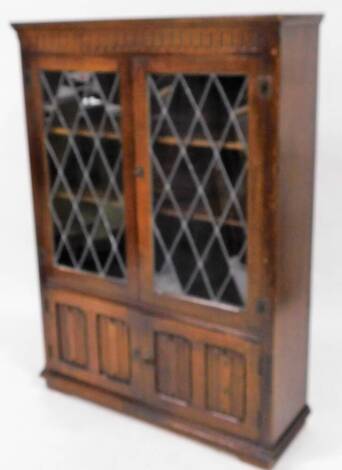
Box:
<box><xmin>16</xmin><ymin>22</ymin><xmax>277</xmax><ymax>56</ymax></box>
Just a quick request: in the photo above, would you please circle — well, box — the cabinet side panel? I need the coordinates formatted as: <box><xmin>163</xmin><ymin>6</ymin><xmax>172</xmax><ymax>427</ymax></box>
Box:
<box><xmin>271</xmin><ymin>23</ymin><xmax>320</xmax><ymax>442</ymax></box>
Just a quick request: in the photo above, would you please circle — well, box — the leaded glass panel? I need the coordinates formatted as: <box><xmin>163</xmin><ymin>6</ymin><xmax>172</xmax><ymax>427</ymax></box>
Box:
<box><xmin>148</xmin><ymin>73</ymin><xmax>248</xmax><ymax>307</ymax></box>
<box><xmin>40</xmin><ymin>70</ymin><xmax>126</xmax><ymax>279</ymax></box>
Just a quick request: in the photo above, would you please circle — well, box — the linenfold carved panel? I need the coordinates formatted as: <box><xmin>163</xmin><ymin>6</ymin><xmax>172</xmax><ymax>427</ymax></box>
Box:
<box><xmin>155</xmin><ymin>332</ymin><xmax>192</xmax><ymax>402</ymax></box>
<box><xmin>97</xmin><ymin>315</ymin><xmax>131</xmax><ymax>383</ymax></box>
<box><xmin>206</xmin><ymin>345</ymin><xmax>246</xmax><ymax>420</ymax></box>
<box><xmin>56</xmin><ymin>303</ymin><xmax>88</xmax><ymax>368</ymax></box>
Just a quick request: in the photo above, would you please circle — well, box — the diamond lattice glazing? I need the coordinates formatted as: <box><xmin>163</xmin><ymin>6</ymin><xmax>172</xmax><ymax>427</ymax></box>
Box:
<box><xmin>149</xmin><ymin>74</ymin><xmax>248</xmax><ymax>307</ymax></box>
<box><xmin>40</xmin><ymin>70</ymin><xmax>126</xmax><ymax>279</ymax></box>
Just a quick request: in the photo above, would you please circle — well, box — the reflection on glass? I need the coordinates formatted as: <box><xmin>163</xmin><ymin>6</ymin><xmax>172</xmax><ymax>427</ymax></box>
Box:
<box><xmin>149</xmin><ymin>74</ymin><xmax>248</xmax><ymax>307</ymax></box>
<box><xmin>41</xmin><ymin>70</ymin><xmax>126</xmax><ymax>279</ymax></box>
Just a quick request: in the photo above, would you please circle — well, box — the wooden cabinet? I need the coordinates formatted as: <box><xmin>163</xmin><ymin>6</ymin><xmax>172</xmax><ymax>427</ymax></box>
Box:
<box><xmin>13</xmin><ymin>15</ymin><xmax>322</xmax><ymax>468</ymax></box>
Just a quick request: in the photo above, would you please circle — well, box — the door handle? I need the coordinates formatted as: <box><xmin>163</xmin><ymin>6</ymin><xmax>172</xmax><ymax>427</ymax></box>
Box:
<box><xmin>132</xmin><ymin>349</ymin><xmax>155</xmax><ymax>366</ymax></box>
<box><xmin>133</xmin><ymin>348</ymin><xmax>141</xmax><ymax>361</ymax></box>
<box><xmin>142</xmin><ymin>354</ymin><xmax>155</xmax><ymax>366</ymax></box>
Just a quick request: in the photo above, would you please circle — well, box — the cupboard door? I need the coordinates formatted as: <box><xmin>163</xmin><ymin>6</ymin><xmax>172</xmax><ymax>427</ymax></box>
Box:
<box><xmin>24</xmin><ymin>55</ymin><xmax>138</xmax><ymax>302</ymax></box>
<box><xmin>46</xmin><ymin>290</ymin><xmax>143</xmax><ymax>400</ymax></box>
<box><xmin>133</xmin><ymin>56</ymin><xmax>271</xmax><ymax>330</ymax></box>
<box><xmin>140</xmin><ymin>315</ymin><xmax>261</xmax><ymax>440</ymax></box>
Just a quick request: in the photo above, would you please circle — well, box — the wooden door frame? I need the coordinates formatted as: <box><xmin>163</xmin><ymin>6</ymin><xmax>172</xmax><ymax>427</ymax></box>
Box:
<box><xmin>132</xmin><ymin>54</ymin><xmax>273</xmax><ymax>332</ymax></box>
<box><xmin>22</xmin><ymin>53</ymin><xmax>139</xmax><ymax>304</ymax></box>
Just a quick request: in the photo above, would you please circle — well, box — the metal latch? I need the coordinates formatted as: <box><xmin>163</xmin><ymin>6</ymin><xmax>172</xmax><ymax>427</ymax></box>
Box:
<box><xmin>258</xmin><ymin>76</ymin><xmax>273</xmax><ymax>99</ymax></box>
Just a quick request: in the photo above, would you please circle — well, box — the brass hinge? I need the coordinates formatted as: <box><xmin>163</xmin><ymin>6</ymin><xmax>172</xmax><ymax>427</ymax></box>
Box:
<box><xmin>258</xmin><ymin>354</ymin><xmax>272</xmax><ymax>377</ymax></box>
<box><xmin>257</xmin><ymin>410</ymin><xmax>263</xmax><ymax>430</ymax></box>
<box><xmin>258</xmin><ymin>354</ymin><xmax>272</xmax><ymax>431</ymax></box>
<box><xmin>257</xmin><ymin>76</ymin><xmax>273</xmax><ymax>99</ymax></box>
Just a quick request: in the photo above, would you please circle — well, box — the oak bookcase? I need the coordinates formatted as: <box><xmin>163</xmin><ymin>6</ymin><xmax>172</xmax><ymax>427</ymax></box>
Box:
<box><xmin>13</xmin><ymin>15</ymin><xmax>322</xmax><ymax>467</ymax></box>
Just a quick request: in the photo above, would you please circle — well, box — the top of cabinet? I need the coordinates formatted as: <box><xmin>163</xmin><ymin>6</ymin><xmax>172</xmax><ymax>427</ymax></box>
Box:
<box><xmin>13</xmin><ymin>15</ymin><xmax>323</xmax><ymax>57</ymax></box>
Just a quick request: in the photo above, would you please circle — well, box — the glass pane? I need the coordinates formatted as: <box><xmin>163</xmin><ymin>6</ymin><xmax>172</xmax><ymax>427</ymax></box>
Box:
<box><xmin>40</xmin><ymin>70</ymin><xmax>126</xmax><ymax>279</ymax></box>
<box><xmin>149</xmin><ymin>73</ymin><xmax>248</xmax><ymax>308</ymax></box>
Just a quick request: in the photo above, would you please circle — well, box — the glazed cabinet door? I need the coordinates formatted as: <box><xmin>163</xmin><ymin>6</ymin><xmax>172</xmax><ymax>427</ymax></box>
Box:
<box><xmin>133</xmin><ymin>56</ymin><xmax>272</xmax><ymax>330</ymax></box>
<box><xmin>45</xmin><ymin>290</ymin><xmax>144</xmax><ymax>400</ymax></box>
<box><xmin>139</xmin><ymin>316</ymin><xmax>261</xmax><ymax>440</ymax></box>
<box><xmin>23</xmin><ymin>55</ymin><xmax>138</xmax><ymax>303</ymax></box>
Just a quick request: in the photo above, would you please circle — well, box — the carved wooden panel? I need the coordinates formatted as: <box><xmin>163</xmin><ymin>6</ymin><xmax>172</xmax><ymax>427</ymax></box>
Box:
<box><xmin>97</xmin><ymin>315</ymin><xmax>131</xmax><ymax>382</ymax></box>
<box><xmin>143</xmin><ymin>315</ymin><xmax>260</xmax><ymax>440</ymax></box>
<box><xmin>206</xmin><ymin>345</ymin><xmax>246</xmax><ymax>420</ymax></box>
<box><xmin>57</xmin><ymin>304</ymin><xmax>88</xmax><ymax>368</ymax></box>
<box><xmin>14</xmin><ymin>19</ymin><xmax>278</xmax><ymax>56</ymax></box>
<box><xmin>155</xmin><ymin>332</ymin><xmax>192</xmax><ymax>402</ymax></box>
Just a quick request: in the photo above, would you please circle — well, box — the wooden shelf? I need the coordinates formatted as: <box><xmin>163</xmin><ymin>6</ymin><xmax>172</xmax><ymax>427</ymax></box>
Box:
<box><xmin>235</xmin><ymin>104</ymin><xmax>248</xmax><ymax>116</ymax></box>
<box><xmin>156</xmin><ymin>86</ymin><xmax>248</xmax><ymax>118</ymax></box>
<box><xmin>156</xmin><ymin>135</ymin><xmax>245</xmax><ymax>151</ymax></box>
<box><xmin>158</xmin><ymin>206</ymin><xmax>244</xmax><ymax>228</ymax></box>
<box><xmin>55</xmin><ymin>190</ymin><xmax>243</xmax><ymax>227</ymax></box>
<box><xmin>159</xmin><ymin>84</ymin><xmax>173</xmax><ymax>98</ymax></box>
<box><xmin>55</xmin><ymin>190</ymin><xmax>123</xmax><ymax>208</ymax></box>
<box><xmin>49</xmin><ymin>126</ymin><xmax>120</xmax><ymax>141</ymax></box>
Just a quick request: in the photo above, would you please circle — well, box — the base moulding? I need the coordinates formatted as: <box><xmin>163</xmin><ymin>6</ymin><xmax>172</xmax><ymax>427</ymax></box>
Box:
<box><xmin>43</xmin><ymin>369</ymin><xmax>310</xmax><ymax>468</ymax></box>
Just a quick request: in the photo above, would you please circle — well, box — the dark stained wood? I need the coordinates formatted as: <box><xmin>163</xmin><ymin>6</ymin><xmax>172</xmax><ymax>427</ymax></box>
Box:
<box><xmin>14</xmin><ymin>15</ymin><xmax>322</xmax><ymax>468</ymax></box>
<box><xmin>269</xmin><ymin>22</ymin><xmax>321</xmax><ymax>445</ymax></box>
